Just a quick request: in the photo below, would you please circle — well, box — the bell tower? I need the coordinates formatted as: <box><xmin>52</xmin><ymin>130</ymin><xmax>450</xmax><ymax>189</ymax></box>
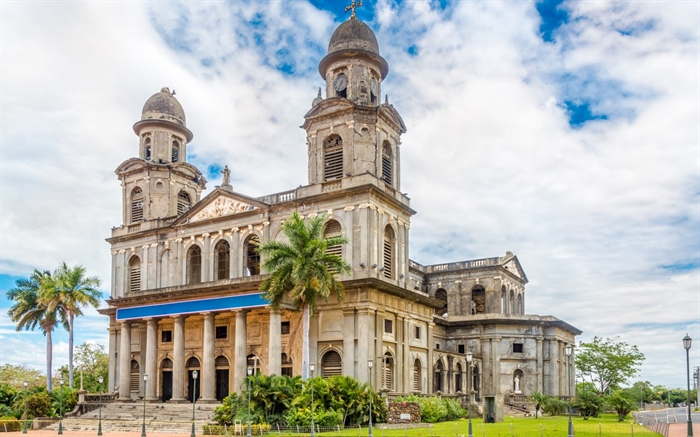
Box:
<box><xmin>303</xmin><ymin>9</ymin><xmax>406</xmax><ymax>192</ymax></box>
<box><xmin>115</xmin><ymin>87</ymin><xmax>206</xmax><ymax>225</ymax></box>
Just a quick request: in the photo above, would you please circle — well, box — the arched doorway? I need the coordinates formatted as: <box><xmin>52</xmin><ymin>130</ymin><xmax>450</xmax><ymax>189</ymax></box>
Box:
<box><xmin>413</xmin><ymin>359</ymin><xmax>421</xmax><ymax>392</ymax></box>
<box><xmin>215</xmin><ymin>356</ymin><xmax>229</xmax><ymax>401</ymax></box>
<box><xmin>455</xmin><ymin>362</ymin><xmax>463</xmax><ymax>393</ymax></box>
<box><xmin>130</xmin><ymin>359</ymin><xmax>140</xmax><ymax>397</ymax></box>
<box><xmin>321</xmin><ymin>351</ymin><xmax>342</xmax><ymax>378</ymax></box>
<box><xmin>186</xmin><ymin>357</ymin><xmax>201</xmax><ymax>403</ymax></box>
<box><xmin>382</xmin><ymin>352</ymin><xmax>394</xmax><ymax>391</ymax></box>
<box><xmin>434</xmin><ymin>360</ymin><xmax>444</xmax><ymax>393</ymax></box>
<box><xmin>160</xmin><ymin>358</ymin><xmax>173</xmax><ymax>402</ymax></box>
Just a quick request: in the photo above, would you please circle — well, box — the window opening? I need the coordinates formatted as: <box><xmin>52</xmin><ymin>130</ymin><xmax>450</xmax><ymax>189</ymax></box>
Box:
<box><xmin>215</xmin><ymin>326</ymin><xmax>228</xmax><ymax>339</ymax></box>
<box><xmin>128</xmin><ymin>256</ymin><xmax>141</xmax><ymax>293</ymax></box>
<box><xmin>384</xmin><ymin>319</ymin><xmax>393</xmax><ymax>334</ymax></box>
<box><xmin>382</xmin><ymin>353</ymin><xmax>394</xmax><ymax>390</ymax></box>
<box><xmin>383</xmin><ymin>226</ymin><xmax>394</xmax><ymax>279</ymax></box>
<box><xmin>381</xmin><ymin>142</ymin><xmax>392</xmax><ymax>185</ymax></box>
<box><xmin>415</xmin><ymin>326</ymin><xmax>421</xmax><ymax>339</ymax></box>
<box><xmin>435</xmin><ymin>288</ymin><xmax>447</xmax><ymax>316</ymax></box>
<box><xmin>513</xmin><ymin>343</ymin><xmax>523</xmax><ymax>353</ymax></box>
<box><xmin>413</xmin><ymin>359</ymin><xmax>421</xmax><ymax>391</ymax></box>
<box><xmin>281</xmin><ymin>353</ymin><xmax>293</xmax><ymax>377</ymax></box>
<box><xmin>161</xmin><ymin>330</ymin><xmax>172</xmax><ymax>343</ymax></box>
<box><xmin>131</xmin><ymin>187</ymin><xmax>144</xmax><ymax>223</ymax></box>
<box><xmin>321</xmin><ymin>350</ymin><xmax>342</xmax><ymax>378</ymax></box>
<box><xmin>323</xmin><ymin>220</ymin><xmax>343</xmax><ymax>258</ymax></box>
<box><xmin>172</xmin><ymin>140</ymin><xmax>180</xmax><ymax>163</ymax></box>
<box><xmin>187</xmin><ymin>245</ymin><xmax>202</xmax><ymax>284</ymax></box>
<box><xmin>472</xmin><ymin>286</ymin><xmax>486</xmax><ymax>314</ymax></box>
<box><xmin>215</xmin><ymin>240</ymin><xmax>230</xmax><ymax>280</ymax></box>
<box><xmin>455</xmin><ymin>362</ymin><xmax>463</xmax><ymax>393</ymax></box>
<box><xmin>333</xmin><ymin>73</ymin><xmax>348</xmax><ymax>98</ymax></box>
<box><xmin>434</xmin><ymin>360</ymin><xmax>443</xmax><ymax>392</ymax></box>
<box><xmin>177</xmin><ymin>191</ymin><xmax>191</xmax><ymax>215</ymax></box>
<box><xmin>130</xmin><ymin>360</ymin><xmax>140</xmax><ymax>392</ymax></box>
<box><xmin>215</xmin><ymin>356</ymin><xmax>229</xmax><ymax>367</ymax></box>
<box><xmin>281</xmin><ymin>321</ymin><xmax>291</xmax><ymax>335</ymax></box>
<box><xmin>244</xmin><ymin>235</ymin><xmax>260</xmax><ymax>276</ymax></box>
<box><xmin>144</xmin><ymin>137</ymin><xmax>152</xmax><ymax>160</ymax></box>
<box><xmin>458</xmin><ymin>344</ymin><xmax>465</xmax><ymax>354</ymax></box>
<box><xmin>323</xmin><ymin>135</ymin><xmax>343</xmax><ymax>181</ymax></box>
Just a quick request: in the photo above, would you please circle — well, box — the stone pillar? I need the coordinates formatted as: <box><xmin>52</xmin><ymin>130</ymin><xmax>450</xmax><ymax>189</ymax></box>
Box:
<box><xmin>548</xmin><ymin>339</ymin><xmax>559</xmax><ymax>396</ymax></box>
<box><xmin>202</xmin><ymin>233</ymin><xmax>211</xmax><ymax>282</ymax></box>
<box><xmin>427</xmin><ymin>323</ymin><xmax>434</xmax><ymax>393</ymax></box>
<box><xmin>145</xmin><ymin>318</ymin><xmax>158</xmax><ymax>400</ymax></box>
<box><xmin>374</xmin><ymin>309</ymin><xmax>384</xmax><ymax>389</ymax></box>
<box><xmin>171</xmin><ymin>315</ymin><xmax>186</xmax><ymax>401</ymax></box>
<box><xmin>233</xmin><ymin>310</ymin><xmax>248</xmax><ymax>393</ymax></box>
<box><xmin>201</xmin><ymin>313</ymin><xmax>216</xmax><ymax>401</ymax></box>
<box><xmin>268</xmin><ymin>309</ymin><xmax>281</xmax><ymax>375</ymax></box>
<box><xmin>108</xmin><ymin>326</ymin><xmax>117</xmax><ymax>394</ymax></box>
<box><xmin>492</xmin><ymin>337</ymin><xmax>501</xmax><ymax>395</ymax></box>
<box><xmin>402</xmin><ymin>317</ymin><xmax>410</xmax><ymax>392</ymax></box>
<box><xmin>118</xmin><ymin>321</ymin><xmax>131</xmax><ymax>400</ymax></box>
<box><xmin>447</xmin><ymin>355</ymin><xmax>454</xmax><ymax>394</ymax></box>
<box><xmin>356</xmin><ymin>307</ymin><xmax>374</xmax><ymax>383</ymax></box>
<box><xmin>342</xmin><ymin>309</ymin><xmax>356</xmax><ymax>378</ymax></box>
<box><xmin>536</xmin><ymin>336</ymin><xmax>544</xmax><ymax>393</ymax></box>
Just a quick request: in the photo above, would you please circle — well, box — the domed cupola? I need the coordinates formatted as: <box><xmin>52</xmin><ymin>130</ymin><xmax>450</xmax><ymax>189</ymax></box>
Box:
<box><xmin>140</xmin><ymin>87</ymin><xmax>188</xmax><ymax>128</ymax></box>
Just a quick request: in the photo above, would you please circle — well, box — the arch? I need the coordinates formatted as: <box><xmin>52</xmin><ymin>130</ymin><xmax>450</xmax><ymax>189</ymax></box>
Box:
<box><xmin>130</xmin><ymin>359</ymin><xmax>140</xmax><ymax>392</ymax></box>
<box><xmin>214</xmin><ymin>239</ymin><xmax>230</xmax><ymax>280</ymax></box>
<box><xmin>413</xmin><ymin>358</ymin><xmax>422</xmax><ymax>392</ymax></box>
<box><xmin>455</xmin><ymin>362</ymin><xmax>463</xmax><ymax>393</ymax></box>
<box><xmin>471</xmin><ymin>285</ymin><xmax>485</xmax><ymax>314</ymax></box>
<box><xmin>159</xmin><ymin>249</ymin><xmax>174</xmax><ymax>288</ymax></box>
<box><xmin>130</xmin><ymin>187</ymin><xmax>144</xmax><ymax>223</ymax></box>
<box><xmin>382</xmin><ymin>352</ymin><xmax>394</xmax><ymax>391</ymax></box>
<box><xmin>244</xmin><ymin>234</ymin><xmax>260</xmax><ymax>276</ymax></box>
<box><xmin>144</xmin><ymin>137</ymin><xmax>152</xmax><ymax>160</ymax></box>
<box><xmin>177</xmin><ymin>190</ymin><xmax>191</xmax><ymax>215</ymax></box>
<box><xmin>435</xmin><ymin>288</ymin><xmax>447</xmax><ymax>316</ymax></box>
<box><xmin>172</xmin><ymin>140</ymin><xmax>180</xmax><ymax>163</ymax></box>
<box><xmin>517</xmin><ymin>293</ymin><xmax>524</xmax><ymax>314</ymax></box>
<box><xmin>382</xmin><ymin>225</ymin><xmax>395</xmax><ymax>279</ymax></box>
<box><xmin>186</xmin><ymin>245</ymin><xmax>202</xmax><ymax>284</ymax></box>
<box><xmin>281</xmin><ymin>353</ymin><xmax>293</xmax><ymax>377</ymax></box>
<box><xmin>513</xmin><ymin>369</ymin><xmax>524</xmax><ymax>394</ymax></box>
<box><xmin>434</xmin><ymin>359</ymin><xmax>444</xmax><ymax>393</ymax></box>
<box><xmin>324</xmin><ymin>219</ymin><xmax>343</xmax><ymax>258</ymax></box>
<box><xmin>334</xmin><ymin>72</ymin><xmax>348</xmax><ymax>98</ymax></box>
<box><xmin>128</xmin><ymin>255</ymin><xmax>141</xmax><ymax>293</ymax></box>
<box><xmin>323</xmin><ymin>134</ymin><xmax>343</xmax><ymax>181</ymax></box>
<box><xmin>381</xmin><ymin>141</ymin><xmax>393</xmax><ymax>185</ymax></box>
<box><xmin>186</xmin><ymin>356</ymin><xmax>201</xmax><ymax>368</ymax></box>
<box><xmin>161</xmin><ymin>358</ymin><xmax>173</xmax><ymax>369</ymax></box>
<box><xmin>321</xmin><ymin>350</ymin><xmax>342</xmax><ymax>378</ymax></box>
<box><xmin>186</xmin><ymin>356</ymin><xmax>200</xmax><ymax>403</ymax></box>
<box><xmin>510</xmin><ymin>290</ymin><xmax>515</xmax><ymax>314</ymax></box>
<box><xmin>215</xmin><ymin>356</ymin><xmax>229</xmax><ymax>367</ymax></box>
<box><xmin>501</xmin><ymin>286</ymin><xmax>507</xmax><ymax>314</ymax></box>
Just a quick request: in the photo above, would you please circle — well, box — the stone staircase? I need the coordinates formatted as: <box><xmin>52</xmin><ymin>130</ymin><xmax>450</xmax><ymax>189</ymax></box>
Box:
<box><xmin>46</xmin><ymin>402</ymin><xmax>219</xmax><ymax>434</ymax></box>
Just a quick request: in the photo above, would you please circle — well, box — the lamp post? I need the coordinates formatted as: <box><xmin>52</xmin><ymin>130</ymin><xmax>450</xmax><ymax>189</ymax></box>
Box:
<box><xmin>309</xmin><ymin>363</ymin><xmax>316</xmax><ymax>437</ymax></box>
<box><xmin>684</xmin><ymin>334</ymin><xmax>693</xmax><ymax>437</ymax></box>
<box><xmin>58</xmin><ymin>378</ymin><xmax>64</xmax><ymax>435</ymax></box>
<box><xmin>22</xmin><ymin>381</ymin><xmax>27</xmax><ymax>434</ymax></box>
<box><xmin>98</xmin><ymin>376</ymin><xmax>104</xmax><ymax>436</ymax></box>
<box><xmin>190</xmin><ymin>370</ymin><xmax>198</xmax><ymax>437</ymax></box>
<box><xmin>141</xmin><ymin>374</ymin><xmax>148</xmax><ymax>437</ymax></box>
<box><xmin>368</xmin><ymin>359</ymin><xmax>374</xmax><ymax>437</ymax></box>
<box><xmin>246</xmin><ymin>366</ymin><xmax>253</xmax><ymax>437</ymax></box>
<box><xmin>565</xmin><ymin>344</ymin><xmax>574</xmax><ymax>437</ymax></box>
<box><xmin>466</xmin><ymin>351</ymin><xmax>473</xmax><ymax>437</ymax></box>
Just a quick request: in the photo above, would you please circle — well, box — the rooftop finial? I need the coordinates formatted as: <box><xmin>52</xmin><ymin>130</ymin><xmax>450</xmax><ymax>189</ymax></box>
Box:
<box><xmin>344</xmin><ymin>0</ymin><xmax>362</xmax><ymax>19</ymax></box>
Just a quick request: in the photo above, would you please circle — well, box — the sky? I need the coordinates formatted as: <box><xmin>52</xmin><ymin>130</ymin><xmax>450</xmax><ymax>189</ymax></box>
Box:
<box><xmin>1</xmin><ymin>0</ymin><xmax>698</xmax><ymax>390</ymax></box>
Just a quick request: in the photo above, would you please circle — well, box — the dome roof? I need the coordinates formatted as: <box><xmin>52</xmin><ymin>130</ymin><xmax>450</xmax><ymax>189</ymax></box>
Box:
<box><xmin>141</xmin><ymin>87</ymin><xmax>186</xmax><ymax>127</ymax></box>
<box><xmin>327</xmin><ymin>17</ymin><xmax>380</xmax><ymax>56</ymax></box>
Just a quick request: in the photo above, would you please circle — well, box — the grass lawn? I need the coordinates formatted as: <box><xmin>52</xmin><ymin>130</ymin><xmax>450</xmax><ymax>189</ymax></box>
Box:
<box><xmin>319</xmin><ymin>414</ymin><xmax>661</xmax><ymax>436</ymax></box>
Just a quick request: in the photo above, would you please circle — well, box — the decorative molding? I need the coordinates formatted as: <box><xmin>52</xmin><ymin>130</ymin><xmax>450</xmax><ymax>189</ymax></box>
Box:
<box><xmin>191</xmin><ymin>197</ymin><xmax>256</xmax><ymax>222</ymax></box>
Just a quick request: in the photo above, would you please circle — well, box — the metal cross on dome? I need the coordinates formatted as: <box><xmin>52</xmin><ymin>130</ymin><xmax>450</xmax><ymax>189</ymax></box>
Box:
<box><xmin>345</xmin><ymin>0</ymin><xmax>363</xmax><ymax>18</ymax></box>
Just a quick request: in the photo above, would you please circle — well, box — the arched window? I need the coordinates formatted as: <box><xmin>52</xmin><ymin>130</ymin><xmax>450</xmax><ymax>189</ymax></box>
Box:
<box><xmin>413</xmin><ymin>359</ymin><xmax>421</xmax><ymax>392</ymax></box>
<box><xmin>128</xmin><ymin>256</ymin><xmax>141</xmax><ymax>293</ymax></box>
<box><xmin>381</xmin><ymin>141</ymin><xmax>392</xmax><ymax>185</ymax></box>
<box><xmin>131</xmin><ymin>187</ymin><xmax>144</xmax><ymax>223</ymax></box>
<box><xmin>281</xmin><ymin>353</ymin><xmax>293</xmax><ymax>377</ymax></box>
<box><xmin>510</xmin><ymin>290</ymin><xmax>515</xmax><ymax>314</ymax></box>
<box><xmin>324</xmin><ymin>220</ymin><xmax>342</xmax><ymax>258</ymax></box>
<box><xmin>144</xmin><ymin>137</ymin><xmax>152</xmax><ymax>160</ymax></box>
<box><xmin>471</xmin><ymin>286</ymin><xmax>485</xmax><ymax>314</ymax></box>
<box><xmin>321</xmin><ymin>350</ymin><xmax>342</xmax><ymax>378</ymax></box>
<box><xmin>177</xmin><ymin>191</ymin><xmax>191</xmax><ymax>215</ymax></box>
<box><xmin>455</xmin><ymin>362</ymin><xmax>463</xmax><ymax>393</ymax></box>
<box><xmin>434</xmin><ymin>360</ymin><xmax>443</xmax><ymax>393</ymax></box>
<box><xmin>130</xmin><ymin>359</ymin><xmax>140</xmax><ymax>392</ymax></box>
<box><xmin>435</xmin><ymin>288</ymin><xmax>447</xmax><ymax>316</ymax></box>
<box><xmin>383</xmin><ymin>226</ymin><xmax>395</xmax><ymax>279</ymax></box>
<box><xmin>244</xmin><ymin>235</ymin><xmax>260</xmax><ymax>276</ymax></box>
<box><xmin>501</xmin><ymin>286</ymin><xmax>507</xmax><ymax>314</ymax></box>
<box><xmin>382</xmin><ymin>352</ymin><xmax>394</xmax><ymax>391</ymax></box>
<box><xmin>215</xmin><ymin>240</ymin><xmax>230</xmax><ymax>280</ymax></box>
<box><xmin>518</xmin><ymin>293</ymin><xmax>524</xmax><ymax>314</ymax></box>
<box><xmin>187</xmin><ymin>245</ymin><xmax>202</xmax><ymax>284</ymax></box>
<box><xmin>323</xmin><ymin>135</ymin><xmax>343</xmax><ymax>181</ymax></box>
<box><xmin>172</xmin><ymin>140</ymin><xmax>180</xmax><ymax>163</ymax></box>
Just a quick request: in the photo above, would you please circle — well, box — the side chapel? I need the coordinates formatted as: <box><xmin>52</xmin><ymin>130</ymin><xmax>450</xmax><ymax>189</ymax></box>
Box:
<box><xmin>100</xmin><ymin>9</ymin><xmax>580</xmax><ymax>420</ymax></box>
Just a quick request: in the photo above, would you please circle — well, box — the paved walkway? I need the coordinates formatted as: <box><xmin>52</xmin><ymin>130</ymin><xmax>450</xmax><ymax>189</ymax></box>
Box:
<box><xmin>668</xmin><ymin>422</ymin><xmax>700</xmax><ymax>436</ymax></box>
<box><xmin>1</xmin><ymin>432</ymin><xmax>194</xmax><ymax>436</ymax></box>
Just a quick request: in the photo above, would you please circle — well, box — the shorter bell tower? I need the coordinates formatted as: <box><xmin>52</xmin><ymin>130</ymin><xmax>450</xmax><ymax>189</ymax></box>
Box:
<box><xmin>115</xmin><ymin>88</ymin><xmax>206</xmax><ymax>225</ymax></box>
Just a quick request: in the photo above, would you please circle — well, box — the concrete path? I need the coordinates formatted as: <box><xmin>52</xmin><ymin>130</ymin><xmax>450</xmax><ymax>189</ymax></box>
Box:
<box><xmin>668</xmin><ymin>422</ymin><xmax>700</xmax><ymax>436</ymax></box>
<box><xmin>1</xmin><ymin>432</ymin><xmax>194</xmax><ymax>436</ymax></box>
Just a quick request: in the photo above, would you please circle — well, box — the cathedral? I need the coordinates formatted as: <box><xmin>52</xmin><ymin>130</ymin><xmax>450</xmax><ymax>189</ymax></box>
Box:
<box><xmin>100</xmin><ymin>10</ymin><xmax>580</xmax><ymax>421</ymax></box>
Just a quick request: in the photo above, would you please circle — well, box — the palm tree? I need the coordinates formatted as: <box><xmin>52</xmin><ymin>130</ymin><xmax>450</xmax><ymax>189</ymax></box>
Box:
<box><xmin>259</xmin><ymin>212</ymin><xmax>350</xmax><ymax>380</ymax></box>
<box><xmin>7</xmin><ymin>270</ymin><xmax>62</xmax><ymax>391</ymax></box>
<box><xmin>46</xmin><ymin>262</ymin><xmax>102</xmax><ymax>388</ymax></box>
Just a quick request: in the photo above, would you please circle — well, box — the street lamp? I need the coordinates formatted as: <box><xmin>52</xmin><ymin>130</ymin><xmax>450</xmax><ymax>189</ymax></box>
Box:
<box><xmin>98</xmin><ymin>376</ymin><xmax>104</xmax><ymax>436</ymax></box>
<box><xmin>565</xmin><ymin>344</ymin><xmax>574</xmax><ymax>437</ymax></box>
<box><xmin>58</xmin><ymin>378</ymin><xmax>64</xmax><ymax>435</ymax></box>
<box><xmin>247</xmin><ymin>366</ymin><xmax>253</xmax><ymax>437</ymax></box>
<box><xmin>309</xmin><ymin>363</ymin><xmax>316</xmax><ymax>437</ymax></box>
<box><xmin>22</xmin><ymin>381</ymin><xmax>27</xmax><ymax>434</ymax></box>
<box><xmin>368</xmin><ymin>359</ymin><xmax>374</xmax><ymax>437</ymax></box>
<box><xmin>190</xmin><ymin>370</ymin><xmax>198</xmax><ymax>437</ymax></box>
<box><xmin>684</xmin><ymin>334</ymin><xmax>693</xmax><ymax>437</ymax></box>
<box><xmin>466</xmin><ymin>351</ymin><xmax>473</xmax><ymax>437</ymax></box>
<box><xmin>141</xmin><ymin>374</ymin><xmax>148</xmax><ymax>437</ymax></box>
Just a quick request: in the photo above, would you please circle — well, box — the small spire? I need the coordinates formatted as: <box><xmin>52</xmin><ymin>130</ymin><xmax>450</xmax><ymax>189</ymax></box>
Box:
<box><xmin>385</xmin><ymin>94</ymin><xmax>389</xmax><ymax>104</ymax></box>
<box><xmin>312</xmin><ymin>87</ymin><xmax>323</xmax><ymax>107</ymax></box>
<box><xmin>344</xmin><ymin>0</ymin><xmax>362</xmax><ymax>19</ymax></box>
<box><xmin>317</xmin><ymin>87</ymin><xmax>322</xmax><ymax>98</ymax></box>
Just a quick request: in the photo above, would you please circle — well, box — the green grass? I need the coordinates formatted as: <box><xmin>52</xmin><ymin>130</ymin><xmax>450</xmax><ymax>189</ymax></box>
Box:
<box><xmin>318</xmin><ymin>414</ymin><xmax>662</xmax><ymax>437</ymax></box>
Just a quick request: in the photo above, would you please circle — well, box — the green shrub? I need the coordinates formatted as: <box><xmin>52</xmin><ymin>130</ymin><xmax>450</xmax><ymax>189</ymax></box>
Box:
<box><xmin>442</xmin><ymin>397</ymin><xmax>466</xmax><ymax>421</ymax></box>
<box><xmin>202</xmin><ymin>423</ymin><xmax>270</xmax><ymax>435</ymax></box>
<box><xmin>0</xmin><ymin>406</ymin><xmax>16</xmax><ymax>419</ymax></box>
<box><xmin>285</xmin><ymin>407</ymin><xmax>343</xmax><ymax>427</ymax></box>
<box><xmin>0</xmin><ymin>416</ymin><xmax>21</xmax><ymax>432</ymax></box>
<box><xmin>12</xmin><ymin>390</ymin><xmax>51</xmax><ymax>419</ymax></box>
<box><xmin>542</xmin><ymin>397</ymin><xmax>567</xmax><ymax>416</ymax></box>
<box><xmin>420</xmin><ymin>396</ymin><xmax>448</xmax><ymax>423</ymax></box>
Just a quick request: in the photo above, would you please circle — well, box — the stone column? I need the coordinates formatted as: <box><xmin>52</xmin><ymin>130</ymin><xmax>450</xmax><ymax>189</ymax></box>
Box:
<box><xmin>402</xmin><ymin>317</ymin><xmax>410</xmax><ymax>392</ymax></box>
<box><xmin>374</xmin><ymin>309</ymin><xmax>384</xmax><ymax>389</ymax></box>
<box><xmin>536</xmin><ymin>336</ymin><xmax>544</xmax><ymax>393</ymax></box>
<box><xmin>202</xmin><ymin>233</ymin><xmax>211</xmax><ymax>282</ymax></box>
<box><xmin>492</xmin><ymin>337</ymin><xmax>501</xmax><ymax>395</ymax></box>
<box><xmin>233</xmin><ymin>310</ymin><xmax>248</xmax><ymax>393</ymax></box>
<box><xmin>548</xmin><ymin>339</ymin><xmax>559</xmax><ymax>396</ymax></box>
<box><xmin>145</xmin><ymin>318</ymin><xmax>158</xmax><ymax>400</ymax></box>
<box><xmin>268</xmin><ymin>309</ymin><xmax>281</xmax><ymax>376</ymax></box>
<box><xmin>108</xmin><ymin>326</ymin><xmax>117</xmax><ymax>394</ymax></box>
<box><xmin>201</xmin><ymin>313</ymin><xmax>216</xmax><ymax>401</ymax></box>
<box><xmin>118</xmin><ymin>321</ymin><xmax>131</xmax><ymax>400</ymax></box>
<box><xmin>171</xmin><ymin>315</ymin><xmax>186</xmax><ymax>401</ymax></box>
<box><xmin>342</xmin><ymin>309</ymin><xmax>356</xmax><ymax>378</ymax></box>
<box><xmin>427</xmin><ymin>323</ymin><xmax>434</xmax><ymax>393</ymax></box>
<box><xmin>356</xmin><ymin>307</ymin><xmax>374</xmax><ymax>383</ymax></box>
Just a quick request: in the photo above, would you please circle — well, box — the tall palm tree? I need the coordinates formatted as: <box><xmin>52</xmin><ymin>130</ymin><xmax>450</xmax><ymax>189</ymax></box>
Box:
<box><xmin>46</xmin><ymin>262</ymin><xmax>102</xmax><ymax>388</ymax></box>
<box><xmin>259</xmin><ymin>212</ymin><xmax>350</xmax><ymax>380</ymax></box>
<box><xmin>7</xmin><ymin>270</ymin><xmax>62</xmax><ymax>391</ymax></box>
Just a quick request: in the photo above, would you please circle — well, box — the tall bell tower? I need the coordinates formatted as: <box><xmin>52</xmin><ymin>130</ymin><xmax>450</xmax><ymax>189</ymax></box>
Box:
<box><xmin>115</xmin><ymin>88</ymin><xmax>206</xmax><ymax>225</ymax></box>
<box><xmin>303</xmin><ymin>8</ymin><xmax>406</xmax><ymax>193</ymax></box>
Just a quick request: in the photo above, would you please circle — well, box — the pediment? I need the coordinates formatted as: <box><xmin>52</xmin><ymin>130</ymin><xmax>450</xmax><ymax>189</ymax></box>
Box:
<box><xmin>501</xmin><ymin>255</ymin><xmax>528</xmax><ymax>284</ymax></box>
<box><xmin>175</xmin><ymin>189</ymin><xmax>269</xmax><ymax>225</ymax></box>
<box><xmin>378</xmin><ymin>104</ymin><xmax>407</xmax><ymax>134</ymax></box>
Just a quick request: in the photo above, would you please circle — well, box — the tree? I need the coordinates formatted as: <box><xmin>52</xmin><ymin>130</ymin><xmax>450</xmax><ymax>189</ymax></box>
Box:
<box><xmin>258</xmin><ymin>212</ymin><xmax>350</xmax><ymax>380</ymax></box>
<box><xmin>530</xmin><ymin>391</ymin><xmax>547</xmax><ymax>418</ymax></box>
<box><xmin>607</xmin><ymin>390</ymin><xmax>637</xmax><ymax>421</ymax></box>
<box><xmin>572</xmin><ymin>385</ymin><xmax>604</xmax><ymax>419</ymax></box>
<box><xmin>575</xmin><ymin>336</ymin><xmax>645</xmax><ymax>396</ymax></box>
<box><xmin>6</xmin><ymin>270</ymin><xmax>63</xmax><ymax>391</ymax></box>
<box><xmin>57</xmin><ymin>343</ymin><xmax>108</xmax><ymax>392</ymax></box>
<box><xmin>45</xmin><ymin>263</ymin><xmax>102</xmax><ymax>388</ymax></box>
<box><xmin>0</xmin><ymin>364</ymin><xmax>46</xmax><ymax>390</ymax></box>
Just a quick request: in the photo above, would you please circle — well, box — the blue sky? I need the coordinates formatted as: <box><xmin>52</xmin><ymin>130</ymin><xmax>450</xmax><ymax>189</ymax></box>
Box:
<box><xmin>1</xmin><ymin>0</ymin><xmax>698</xmax><ymax>389</ymax></box>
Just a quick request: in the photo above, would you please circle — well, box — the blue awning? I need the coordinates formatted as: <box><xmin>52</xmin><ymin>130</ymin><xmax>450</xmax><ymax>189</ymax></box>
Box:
<box><xmin>116</xmin><ymin>293</ymin><xmax>268</xmax><ymax>320</ymax></box>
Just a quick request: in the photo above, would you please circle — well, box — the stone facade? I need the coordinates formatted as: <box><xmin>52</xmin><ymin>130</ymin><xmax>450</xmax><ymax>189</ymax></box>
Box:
<box><xmin>99</xmin><ymin>14</ymin><xmax>581</xmax><ymax>418</ymax></box>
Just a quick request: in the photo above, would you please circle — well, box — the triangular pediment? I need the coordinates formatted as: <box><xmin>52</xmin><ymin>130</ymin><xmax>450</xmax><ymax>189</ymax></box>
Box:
<box><xmin>501</xmin><ymin>254</ymin><xmax>528</xmax><ymax>284</ymax></box>
<box><xmin>174</xmin><ymin>189</ymin><xmax>269</xmax><ymax>225</ymax></box>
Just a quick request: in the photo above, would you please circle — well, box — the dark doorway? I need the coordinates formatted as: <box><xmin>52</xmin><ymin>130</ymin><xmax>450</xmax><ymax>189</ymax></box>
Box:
<box><xmin>161</xmin><ymin>371</ymin><xmax>172</xmax><ymax>402</ymax></box>
<box><xmin>187</xmin><ymin>370</ymin><xmax>200</xmax><ymax>403</ymax></box>
<box><xmin>216</xmin><ymin>369</ymin><xmax>229</xmax><ymax>401</ymax></box>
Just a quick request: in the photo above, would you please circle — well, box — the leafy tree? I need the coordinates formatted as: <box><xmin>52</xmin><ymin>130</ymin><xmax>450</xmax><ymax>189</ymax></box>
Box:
<box><xmin>45</xmin><ymin>263</ymin><xmax>102</xmax><ymax>388</ymax></box>
<box><xmin>6</xmin><ymin>270</ymin><xmax>63</xmax><ymax>391</ymax></box>
<box><xmin>607</xmin><ymin>390</ymin><xmax>637</xmax><ymax>421</ymax></box>
<box><xmin>57</xmin><ymin>342</ymin><xmax>108</xmax><ymax>392</ymax></box>
<box><xmin>0</xmin><ymin>364</ymin><xmax>46</xmax><ymax>390</ymax></box>
<box><xmin>12</xmin><ymin>388</ymin><xmax>52</xmax><ymax>420</ymax></box>
<box><xmin>259</xmin><ymin>212</ymin><xmax>350</xmax><ymax>380</ymax></box>
<box><xmin>575</xmin><ymin>336</ymin><xmax>645</xmax><ymax>396</ymax></box>
<box><xmin>572</xmin><ymin>385</ymin><xmax>604</xmax><ymax>419</ymax></box>
<box><xmin>530</xmin><ymin>391</ymin><xmax>547</xmax><ymax>418</ymax></box>
<box><xmin>541</xmin><ymin>396</ymin><xmax>567</xmax><ymax>416</ymax></box>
